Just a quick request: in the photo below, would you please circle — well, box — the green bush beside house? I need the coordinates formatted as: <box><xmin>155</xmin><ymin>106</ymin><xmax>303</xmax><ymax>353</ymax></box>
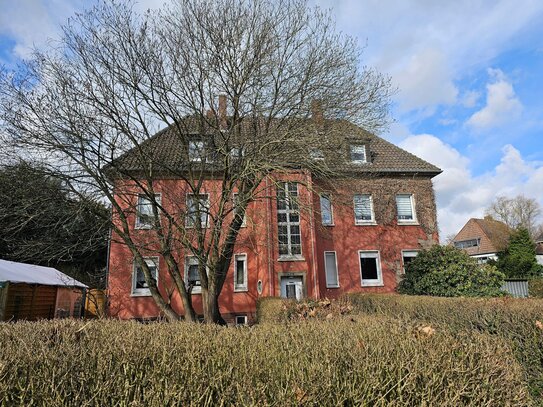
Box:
<box><xmin>398</xmin><ymin>245</ymin><xmax>505</xmax><ymax>297</ymax></box>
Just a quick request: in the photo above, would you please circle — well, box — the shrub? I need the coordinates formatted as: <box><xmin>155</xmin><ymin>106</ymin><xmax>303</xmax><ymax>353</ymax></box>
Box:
<box><xmin>529</xmin><ymin>278</ymin><xmax>543</xmax><ymax>298</ymax></box>
<box><xmin>347</xmin><ymin>293</ymin><xmax>543</xmax><ymax>401</ymax></box>
<box><xmin>496</xmin><ymin>227</ymin><xmax>543</xmax><ymax>278</ymax></box>
<box><xmin>398</xmin><ymin>245</ymin><xmax>505</xmax><ymax>297</ymax></box>
<box><xmin>0</xmin><ymin>318</ymin><xmax>531</xmax><ymax>406</ymax></box>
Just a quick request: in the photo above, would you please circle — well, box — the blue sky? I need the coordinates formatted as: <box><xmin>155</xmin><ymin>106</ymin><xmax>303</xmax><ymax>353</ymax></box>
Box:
<box><xmin>1</xmin><ymin>0</ymin><xmax>542</xmax><ymax>238</ymax></box>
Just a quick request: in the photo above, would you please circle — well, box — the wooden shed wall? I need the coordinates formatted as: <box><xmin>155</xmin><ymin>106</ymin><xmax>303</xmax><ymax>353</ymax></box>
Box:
<box><xmin>3</xmin><ymin>283</ymin><xmax>57</xmax><ymax>321</ymax></box>
<box><xmin>0</xmin><ymin>284</ymin><xmax>8</xmax><ymax>321</ymax></box>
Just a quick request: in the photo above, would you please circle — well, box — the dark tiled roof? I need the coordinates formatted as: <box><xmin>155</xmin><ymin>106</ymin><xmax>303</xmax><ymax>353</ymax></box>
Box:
<box><xmin>112</xmin><ymin>117</ymin><xmax>441</xmax><ymax>176</ymax></box>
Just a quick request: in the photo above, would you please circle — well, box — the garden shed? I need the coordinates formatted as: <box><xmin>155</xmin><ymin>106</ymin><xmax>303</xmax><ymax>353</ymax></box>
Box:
<box><xmin>0</xmin><ymin>259</ymin><xmax>87</xmax><ymax>321</ymax></box>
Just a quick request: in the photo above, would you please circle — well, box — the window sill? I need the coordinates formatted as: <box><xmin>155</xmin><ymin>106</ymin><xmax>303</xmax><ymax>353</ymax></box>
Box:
<box><xmin>134</xmin><ymin>225</ymin><xmax>153</xmax><ymax>230</ymax></box>
<box><xmin>397</xmin><ymin>221</ymin><xmax>419</xmax><ymax>226</ymax></box>
<box><xmin>361</xmin><ymin>282</ymin><xmax>384</xmax><ymax>287</ymax></box>
<box><xmin>322</xmin><ymin>223</ymin><xmax>335</xmax><ymax>227</ymax></box>
<box><xmin>234</xmin><ymin>288</ymin><xmax>249</xmax><ymax>293</ymax></box>
<box><xmin>326</xmin><ymin>285</ymin><xmax>340</xmax><ymax>289</ymax></box>
<box><xmin>277</xmin><ymin>256</ymin><xmax>305</xmax><ymax>262</ymax></box>
<box><xmin>131</xmin><ymin>292</ymin><xmax>152</xmax><ymax>297</ymax></box>
<box><xmin>355</xmin><ymin>221</ymin><xmax>377</xmax><ymax>226</ymax></box>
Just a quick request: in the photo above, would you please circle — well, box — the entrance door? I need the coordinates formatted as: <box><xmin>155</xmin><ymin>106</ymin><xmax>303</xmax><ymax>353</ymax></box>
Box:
<box><xmin>280</xmin><ymin>276</ymin><xmax>303</xmax><ymax>300</ymax></box>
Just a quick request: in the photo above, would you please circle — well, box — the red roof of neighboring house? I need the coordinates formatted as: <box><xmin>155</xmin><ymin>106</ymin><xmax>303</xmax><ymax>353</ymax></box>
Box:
<box><xmin>452</xmin><ymin>217</ymin><xmax>510</xmax><ymax>256</ymax></box>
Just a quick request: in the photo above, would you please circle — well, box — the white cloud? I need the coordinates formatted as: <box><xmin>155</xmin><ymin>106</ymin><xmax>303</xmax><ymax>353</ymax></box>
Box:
<box><xmin>461</xmin><ymin>90</ymin><xmax>481</xmax><ymax>108</ymax></box>
<box><xmin>399</xmin><ymin>135</ymin><xmax>543</xmax><ymax>240</ymax></box>
<box><xmin>467</xmin><ymin>68</ymin><xmax>522</xmax><ymax>129</ymax></box>
<box><xmin>315</xmin><ymin>0</ymin><xmax>543</xmax><ymax>112</ymax></box>
<box><xmin>0</xmin><ymin>0</ymin><xmax>163</xmax><ymax>63</ymax></box>
<box><xmin>393</xmin><ymin>48</ymin><xmax>458</xmax><ymax>112</ymax></box>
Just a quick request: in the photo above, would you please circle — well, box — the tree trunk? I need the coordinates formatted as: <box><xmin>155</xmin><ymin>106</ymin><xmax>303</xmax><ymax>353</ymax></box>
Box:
<box><xmin>202</xmin><ymin>285</ymin><xmax>226</xmax><ymax>325</ymax></box>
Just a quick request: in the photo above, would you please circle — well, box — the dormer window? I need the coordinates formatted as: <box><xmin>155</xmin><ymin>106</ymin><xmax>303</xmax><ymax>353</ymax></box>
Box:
<box><xmin>230</xmin><ymin>146</ymin><xmax>245</xmax><ymax>159</ymax></box>
<box><xmin>188</xmin><ymin>140</ymin><xmax>205</xmax><ymax>162</ymax></box>
<box><xmin>310</xmin><ymin>148</ymin><xmax>324</xmax><ymax>160</ymax></box>
<box><xmin>350</xmin><ymin>144</ymin><xmax>367</xmax><ymax>163</ymax></box>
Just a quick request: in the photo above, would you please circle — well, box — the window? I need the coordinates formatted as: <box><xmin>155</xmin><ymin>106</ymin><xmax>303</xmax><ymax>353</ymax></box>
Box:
<box><xmin>234</xmin><ymin>254</ymin><xmax>248</xmax><ymax>291</ymax></box>
<box><xmin>233</xmin><ymin>193</ymin><xmax>247</xmax><ymax>227</ymax></box>
<box><xmin>276</xmin><ymin>182</ymin><xmax>302</xmax><ymax>257</ymax></box>
<box><xmin>185</xmin><ymin>256</ymin><xmax>202</xmax><ymax>294</ymax></box>
<box><xmin>132</xmin><ymin>258</ymin><xmax>158</xmax><ymax>296</ymax></box>
<box><xmin>135</xmin><ymin>194</ymin><xmax>161</xmax><ymax>229</ymax></box>
<box><xmin>324</xmin><ymin>251</ymin><xmax>339</xmax><ymax>288</ymax></box>
<box><xmin>320</xmin><ymin>194</ymin><xmax>333</xmax><ymax>225</ymax></box>
<box><xmin>354</xmin><ymin>194</ymin><xmax>374</xmax><ymax>224</ymax></box>
<box><xmin>454</xmin><ymin>239</ymin><xmax>480</xmax><ymax>249</ymax></box>
<box><xmin>310</xmin><ymin>148</ymin><xmax>324</xmax><ymax>160</ymax></box>
<box><xmin>235</xmin><ymin>315</ymin><xmax>248</xmax><ymax>325</ymax></box>
<box><xmin>396</xmin><ymin>194</ymin><xmax>416</xmax><ymax>223</ymax></box>
<box><xmin>350</xmin><ymin>144</ymin><xmax>367</xmax><ymax>163</ymax></box>
<box><xmin>359</xmin><ymin>251</ymin><xmax>383</xmax><ymax>286</ymax></box>
<box><xmin>188</xmin><ymin>140</ymin><xmax>205</xmax><ymax>162</ymax></box>
<box><xmin>230</xmin><ymin>146</ymin><xmax>245</xmax><ymax>159</ymax></box>
<box><xmin>186</xmin><ymin>194</ymin><xmax>210</xmax><ymax>228</ymax></box>
<box><xmin>401</xmin><ymin>250</ymin><xmax>419</xmax><ymax>273</ymax></box>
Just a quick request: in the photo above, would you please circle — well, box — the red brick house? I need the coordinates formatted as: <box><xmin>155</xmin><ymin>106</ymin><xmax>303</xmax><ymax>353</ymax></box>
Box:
<box><xmin>451</xmin><ymin>217</ymin><xmax>510</xmax><ymax>263</ymax></box>
<box><xmin>107</xmin><ymin>110</ymin><xmax>441</xmax><ymax>323</ymax></box>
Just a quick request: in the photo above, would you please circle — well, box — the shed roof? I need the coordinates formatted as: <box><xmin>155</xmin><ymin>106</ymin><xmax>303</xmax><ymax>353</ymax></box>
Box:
<box><xmin>0</xmin><ymin>259</ymin><xmax>87</xmax><ymax>288</ymax></box>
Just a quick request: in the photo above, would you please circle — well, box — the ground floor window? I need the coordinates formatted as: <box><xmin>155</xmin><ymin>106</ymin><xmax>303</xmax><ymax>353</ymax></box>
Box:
<box><xmin>185</xmin><ymin>256</ymin><xmax>202</xmax><ymax>293</ymax></box>
<box><xmin>324</xmin><ymin>251</ymin><xmax>339</xmax><ymax>288</ymax></box>
<box><xmin>132</xmin><ymin>257</ymin><xmax>159</xmax><ymax>296</ymax></box>
<box><xmin>359</xmin><ymin>251</ymin><xmax>383</xmax><ymax>286</ymax></box>
<box><xmin>401</xmin><ymin>250</ymin><xmax>419</xmax><ymax>273</ymax></box>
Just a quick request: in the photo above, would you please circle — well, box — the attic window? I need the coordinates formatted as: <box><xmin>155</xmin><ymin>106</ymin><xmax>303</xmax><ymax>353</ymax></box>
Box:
<box><xmin>350</xmin><ymin>144</ymin><xmax>367</xmax><ymax>164</ymax></box>
<box><xmin>310</xmin><ymin>148</ymin><xmax>324</xmax><ymax>160</ymax></box>
<box><xmin>454</xmin><ymin>239</ymin><xmax>480</xmax><ymax>249</ymax></box>
<box><xmin>188</xmin><ymin>140</ymin><xmax>205</xmax><ymax>162</ymax></box>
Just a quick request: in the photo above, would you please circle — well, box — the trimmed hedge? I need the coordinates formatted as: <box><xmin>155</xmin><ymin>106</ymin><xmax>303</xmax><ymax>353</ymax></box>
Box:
<box><xmin>0</xmin><ymin>318</ymin><xmax>531</xmax><ymax>406</ymax></box>
<box><xmin>529</xmin><ymin>278</ymin><xmax>543</xmax><ymax>298</ymax></box>
<box><xmin>347</xmin><ymin>294</ymin><xmax>543</xmax><ymax>402</ymax></box>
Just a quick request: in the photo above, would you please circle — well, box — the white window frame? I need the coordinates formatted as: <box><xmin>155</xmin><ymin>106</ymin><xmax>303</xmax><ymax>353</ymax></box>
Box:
<box><xmin>188</xmin><ymin>140</ymin><xmax>205</xmax><ymax>162</ymax></box>
<box><xmin>185</xmin><ymin>255</ymin><xmax>206</xmax><ymax>294</ymax></box>
<box><xmin>235</xmin><ymin>315</ymin><xmax>248</xmax><ymax>325</ymax></box>
<box><xmin>401</xmin><ymin>250</ymin><xmax>419</xmax><ymax>274</ymax></box>
<box><xmin>186</xmin><ymin>193</ymin><xmax>210</xmax><ymax>228</ymax></box>
<box><xmin>396</xmin><ymin>194</ymin><xmax>417</xmax><ymax>224</ymax></box>
<box><xmin>232</xmin><ymin>193</ymin><xmax>247</xmax><ymax>227</ymax></box>
<box><xmin>135</xmin><ymin>193</ymin><xmax>161</xmax><ymax>229</ymax></box>
<box><xmin>230</xmin><ymin>146</ymin><xmax>245</xmax><ymax>159</ymax></box>
<box><xmin>233</xmin><ymin>253</ymin><xmax>248</xmax><ymax>292</ymax></box>
<box><xmin>350</xmin><ymin>144</ymin><xmax>367</xmax><ymax>164</ymax></box>
<box><xmin>324</xmin><ymin>251</ymin><xmax>340</xmax><ymax>288</ymax></box>
<box><xmin>310</xmin><ymin>148</ymin><xmax>324</xmax><ymax>161</ymax></box>
<box><xmin>276</xmin><ymin>182</ymin><xmax>303</xmax><ymax>259</ymax></box>
<box><xmin>132</xmin><ymin>257</ymin><xmax>159</xmax><ymax>296</ymax></box>
<box><xmin>353</xmin><ymin>194</ymin><xmax>376</xmax><ymax>225</ymax></box>
<box><xmin>320</xmin><ymin>194</ymin><xmax>334</xmax><ymax>226</ymax></box>
<box><xmin>359</xmin><ymin>250</ymin><xmax>383</xmax><ymax>287</ymax></box>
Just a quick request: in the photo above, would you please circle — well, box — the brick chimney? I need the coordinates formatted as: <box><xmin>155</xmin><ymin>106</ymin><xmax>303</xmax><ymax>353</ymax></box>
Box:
<box><xmin>311</xmin><ymin>99</ymin><xmax>323</xmax><ymax>127</ymax></box>
<box><xmin>218</xmin><ymin>94</ymin><xmax>227</xmax><ymax>129</ymax></box>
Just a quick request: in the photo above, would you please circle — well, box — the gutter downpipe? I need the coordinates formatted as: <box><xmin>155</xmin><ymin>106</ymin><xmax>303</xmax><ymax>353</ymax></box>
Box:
<box><xmin>307</xmin><ymin>171</ymin><xmax>319</xmax><ymax>299</ymax></box>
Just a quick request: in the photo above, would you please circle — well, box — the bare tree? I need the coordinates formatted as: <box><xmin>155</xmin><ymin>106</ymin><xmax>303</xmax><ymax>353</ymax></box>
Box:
<box><xmin>0</xmin><ymin>0</ymin><xmax>393</xmax><ymax>323</ymax></box>
<box><xmin>485</xmin><ymin>195</ymin><xmax>542</xmax><ymax>239</ymax></box>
